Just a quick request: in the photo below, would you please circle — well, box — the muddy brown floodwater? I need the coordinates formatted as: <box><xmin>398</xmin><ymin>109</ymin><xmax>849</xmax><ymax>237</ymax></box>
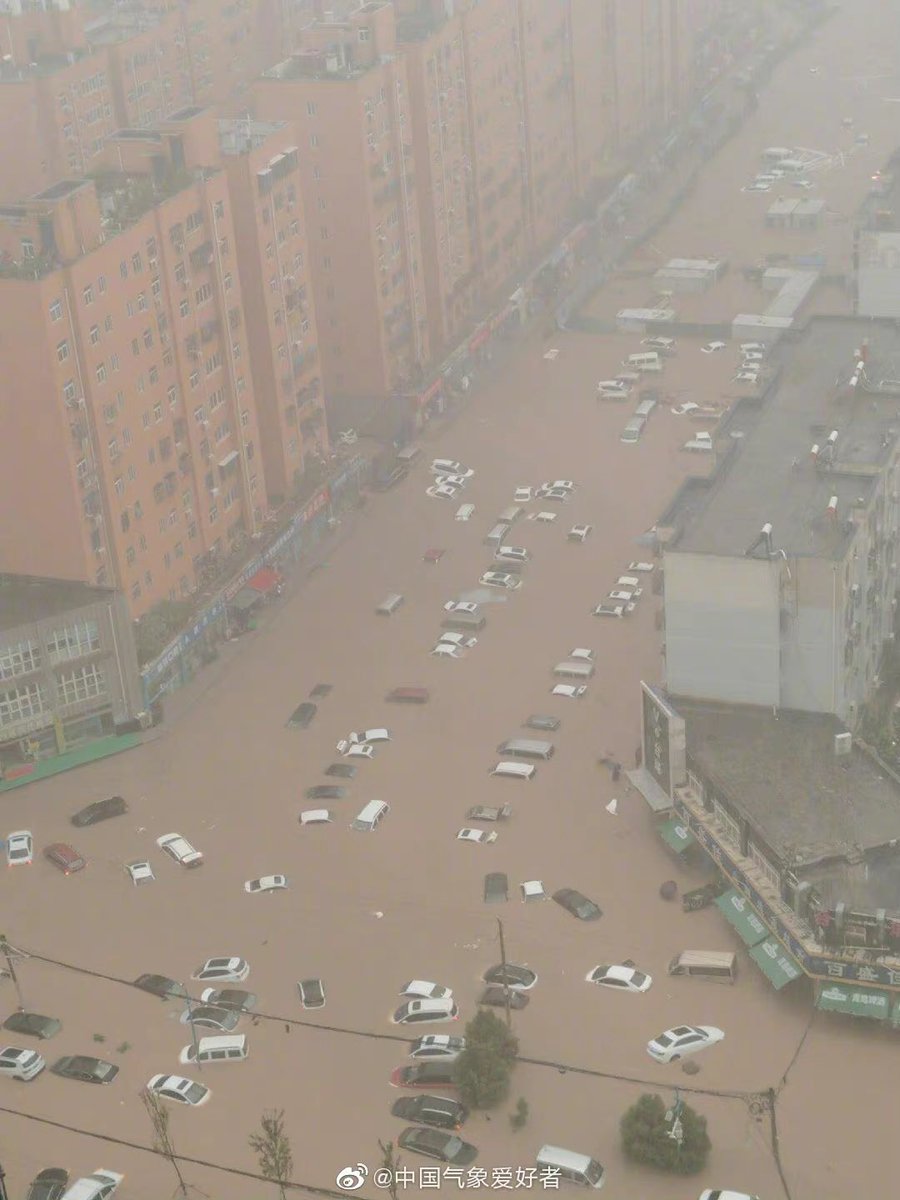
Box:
<box><xmin>4</xmin><ymin>3</ymin><xmax>900</xmax><ymax>1197</ymax></box>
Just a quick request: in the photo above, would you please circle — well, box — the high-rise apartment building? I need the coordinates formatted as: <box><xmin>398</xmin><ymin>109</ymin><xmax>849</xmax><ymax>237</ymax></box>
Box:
<box><xmin>219</xmin><ymin>116</ymin><xmax>327</xmax><ymax>501</ymax></box>
<box><xmin>515</xmin><ymin>0</ymin><xmax>576</xmax><ymax>253</ymax></box>
<box><xmin>395</xmin><ymin>0</ymin><xmax>479</xmax><ymax>357</ymax></box>
<box><xmin>0</xmin><ymin>0</ymin><xmax>280</xmax><ymax>202</ymax></box>
<box><xmin>255</xmin><ymin>3</ymin><xmax>429</xmax><ymax>402</ymax></box>
<box><xmin>0</xmin><ymin>113</ymin><xmax>267</xmax><ymax>617</ymax></box>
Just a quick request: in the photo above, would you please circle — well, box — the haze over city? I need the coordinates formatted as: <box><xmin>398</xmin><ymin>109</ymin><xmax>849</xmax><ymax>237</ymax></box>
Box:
<box><xmin>1</xmin><ymin>1</ymin><xmax>900</xmax><ymax>1198</ymax></box>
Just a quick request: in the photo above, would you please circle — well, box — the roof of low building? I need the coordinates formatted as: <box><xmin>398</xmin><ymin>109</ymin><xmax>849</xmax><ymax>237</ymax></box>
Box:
<box><xmin>677</xmin><ymin>698</ymin><xmax>900</xmax><ymax>868</ymax></box>
<box><xmin>0</xmin><ymin>574</ymin><xmax>118</xmax><ymax>633</ymax></box>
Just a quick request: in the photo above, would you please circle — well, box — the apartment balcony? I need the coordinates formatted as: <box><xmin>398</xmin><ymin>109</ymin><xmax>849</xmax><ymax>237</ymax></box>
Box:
<box><xmin>189</xmin><ymin>241</ymin><xmax>213</xmax><ymax>270</ymax></box>
<box><xmin>200</xmin><ymin>319</ymin><xmax>220</xmax><ymax>343</ymax></box>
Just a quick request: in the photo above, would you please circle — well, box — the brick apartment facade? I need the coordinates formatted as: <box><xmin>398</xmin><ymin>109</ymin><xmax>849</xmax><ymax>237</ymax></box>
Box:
<box><xmin>0</xmin><ymin>116</ymin><xmax>268</xmax><ymax>617</ymax></box>
<box><xmin>255</xmin><ymin>3</ymin><xmax>429</xmax><ymax>402</ymax></box>
<box><xmin>0</xmin><ymin>0</ymin><xmax>726</xmax><ymax>618</ymax></box>
<box><xmin>219</xmin><ymin>116</ymin><xmax>327</xmax><ymax>502</ymax></box>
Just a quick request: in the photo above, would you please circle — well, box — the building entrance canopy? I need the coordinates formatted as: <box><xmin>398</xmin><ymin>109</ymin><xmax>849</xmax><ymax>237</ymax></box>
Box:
<box><xmin>749</xmin><ymin>936</ymin><xmax>803</xmax><ymax>990</ymax></box>
<box><xmin>816</xmin><ymin>983</ymin><xmax>889</xmax><ymax>1020</ymax></box>
<box><xmin>657</xmin><ymin>817</ymin><xmax>695</xmax><ymax>855</ymax></box>
<box><xmin>715</xmin><ymin>888</ymin><xmax>768</xmax><ymax>947</ymax></box>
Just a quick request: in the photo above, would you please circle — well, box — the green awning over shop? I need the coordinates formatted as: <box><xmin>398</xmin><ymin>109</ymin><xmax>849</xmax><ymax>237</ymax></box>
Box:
<box><xmin>816</xmin><ymin>983</ymin><xmax>889</xmax><ymax>1021</ymax></box>
<box><xmin>714</xmin><ymin>889</ymin><xmax>768</xmax><ymax>948</ymax></box>
<box><xmin>657</xmin><ymin>817</ymin><xmax>696</xmax><ymax>855</ymax></box>
<box><xmin>749</xmin><ymin>937</ymin><xmax>803</xmax><ymax>990</ymax></box>
<box><xmin>891</xmin><ymin>998</ymin><xmax>900</xmax><ymax>1028</ymax></box>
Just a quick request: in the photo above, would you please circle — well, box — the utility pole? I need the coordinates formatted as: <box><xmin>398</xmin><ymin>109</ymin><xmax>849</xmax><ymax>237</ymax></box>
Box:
<box><xmin>0</xmin><ymin>934</ymin><xmax>26</xmax><ymax>1010</ymax></box>
<box><xmin>496</xmin><ymin>917</ymin><xmax>512</xmax><ymax>1028</ymax></box>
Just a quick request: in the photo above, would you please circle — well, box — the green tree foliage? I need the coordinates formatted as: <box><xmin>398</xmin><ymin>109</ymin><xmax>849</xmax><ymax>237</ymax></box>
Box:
<box><xmin>249</xmin><ymin>1109</ymin><xmax>294</xmax><ymax>1199</ymax></box>
<box><xmin>465</xmin><ymin>1009</ymin><xmax>519</xmax><ymax>1063</ymax></box>
<box><xmin>455</xmin><ymin>1009</ymin><xmax>519</xmax><ymax>1109</ymax></box>
<box><xmin>620</xmin><ymin>1093</ymin><xmax>711</xmax><ymax>1175</ymax></box>
<box><xmin>134</xmin><ymin>599</ymin><xmax>195</xmax><ymax>664</ymax></box>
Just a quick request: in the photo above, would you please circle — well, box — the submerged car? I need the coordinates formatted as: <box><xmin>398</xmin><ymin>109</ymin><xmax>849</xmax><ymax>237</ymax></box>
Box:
<box><xmin>551</xmin><ymin>683</ymin><xmax>586</xmax><ymax>698</ymax></box>
<box><xmin>585</xmin><ymin>965</ymin><xmax>652</xmax><ymax>993</ymax></box>
<box><xmin>286</xmin><ymin>702</ymin><xmax>317</xmax><ymax>729</ymax></box>
<box><xmin>457</xmin><ymin>828</ymin><xmax>498</xmax><ymax>845</ymax></box>
<box><xmin>391</xmin><ymin>1093</ymin><xmax>468</xmax><ymax>1130</ymax></box>
<box><xmin>25</xmin><ymin>1169</ymin><xmax>69</xmax><ymax>1200</ymax></box>
<box><xmin>553</xmin><ymin>887</ymin><xmax>602</xmax><ymax>921</ymax></box>
<box><xmin>51</xmin><ymin>1055</ymin><xmax>119</xmax><ymax>1084</ymax></box>
<box><xmin>390</xmin><ymin>1062</ymin><xmax>458</xmax><ymax>1089</ymax></box>
<box><xmin>2</xmin><ymin>1012</ymin><xmax>62</xmax><ymax>1040</ymax></box>
<box><xmin>179</xmin><ymin>1006</ymin><xmax>240</xmax><ymax>1032</ymax></box>
<box><xmin>125</xmin><ymin>861</ymin><xmax>155</xmax><ymax>886</ymax></box>
<box><xmin>408</xmin><ymin>1035</ymin><xmax>466</xmax><ymax>1061</ymax></box>
<box><xmin>199</xmin><ymin>988</ymin><xmax>257</xmax><ymax>1012</ymax></box>
<box><xmin>146</xmin><ymin>1073</ymin><xmax>210</xmax><ymax>1106</ymax></box>
<box><xmin>244</xmin><ymin>875</ymin><xmax>288</xmax><ymax>894</ymax></box>
<box><xmin>71</xmin><ymin>796</ymin><xmax>127</xmax><ymax>827</ymax></box>
<box><xmin>479</xmin><ymin>572</ymin><xmax>521</xmax><ymax>590</ymax></box>
<box><xmin>483</xmin><ymin>964</ymin><xmax>537</xmax><ymax>990</ymax></box>
<box><xmin>305</xmin><ymin>784</ymin><xmax>346</xmax><ymax>800</ymax></box>
<box><xmin>192</xmin><ymin>957</ymin><xmax>250</xmax><ymax>983</ymax></box>
<box><xmin>298</xmin><ymin>978</ymin><xmax>326</xmax><ymax>1009</ymax></box>
<box><xmin>6</xmin><ymin>831</ymin><xmax>34</xmax><ymax>867</ymax></box>
<box><xmin>646</xmin><ymin>1024</ymin><xmax>724</xmax><ymax>1063</ymax></box>
<box><xmin>132</xmin><ymin>975</ymin><xmax>188</xmax><ymax>1000</ymax></box>
<box><xmin>397</xmin><ymin>1126</ymin><xmax>478</xmax><ymax>1166</ymax></box>
<box><xmin>524</xmin><ymin>714</ymin><xmax>560</xmax><ymax>732</ymax></box>
<box><xmin>478</xmin><ymin>987</ymin><xmax>529</xmax><ymax>1010</ymax></box>
<box><xmin>568</xmin><ymin>524</ymin><xmax>592</xmax><ymax>542</ymax></box>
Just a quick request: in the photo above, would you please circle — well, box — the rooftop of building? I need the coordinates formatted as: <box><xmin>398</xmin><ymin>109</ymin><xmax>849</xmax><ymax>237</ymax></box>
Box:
<box><xmin>0</xmin><ymin>573</ymin><xmax>118</xmax><ymax>633</ymax></box>
<box><xmin>662</xmin><ymin>318</ymin><xmax>900</xmax><ymax>561</ymax></box>
<box><xmin>218</xmin><ymin>118</ymin><xmax>290</xmax><ymax>157</ymax></box>
<box><xmin>678</xmin><ymin>698</ymin><xmax>900</xmax><ymax>870</ymax></box>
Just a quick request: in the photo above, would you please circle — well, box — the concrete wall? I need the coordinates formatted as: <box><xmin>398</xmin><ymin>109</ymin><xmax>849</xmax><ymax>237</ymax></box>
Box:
<box><xmin>664</xmin><ymin>551</ymin><xmax>782</xmax><ymax>705</ymax></box>
<box><xmin>779</xmin><ymin>556</ymin><xmax>844</xmax><ymax>715</ymax></box>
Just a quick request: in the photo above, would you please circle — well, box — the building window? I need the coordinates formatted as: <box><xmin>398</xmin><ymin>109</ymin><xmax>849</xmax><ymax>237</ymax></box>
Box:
<box><xmin>313</xmin><ymin>165</ymin><xmax>322</xmax><ymax>181</ymax></box>
<box><xmin>110</xmin><ymin>353</ymin><xmax>120</xmax><ymax>372</ymax></box>
<box><xmin>82</xmin><ymin>284</ymin><xmax>94</xmax><ymax>305</ymax></box>
<box><xmin>749</xmin><ymin>842</ymin><xmax>780</xmax><ymax>891</ymax></box>
<box><xmin>63</xmin><ymin>380</ymin><xmax>77</xmax><ymax>404</ymax></box>
<box><xmin>96</xmin><ymin>363</ymin><xmax>107</xmax><ymax>383</ymax></box>
<box><xmin>57</xmin><ymin>341</ymin><xmax>70</xmax><ymax>362</ymax></box>
<box><xmin>131</xmin><ymin>252</ymin><xmax>143</xmax><ymax>273</ymax></box>
<box><xmin>190</xmin><ymin>370</ymin><xmax>200</xmax><ymax>389</ymax></box>
<box><xmin>179</xmin><ymin>298</ymin><xmax>190</xmax><ymax>318</ymax></box>
<box><xmin>131</xmin><ymin>582</ymin><xmax>141</xmax><ymax>600</ymax></box>
<box><xmin>114</xmin><ymin>476</ymin><xmax>124</xmax><ymax>497</ymax></box>
<box><xmin>195</xmin><ymin>283</ymin><xmax>212</xmax><ymax>305</ymax></box>
<box><xmin>320</xmin><ymin>226</ymin><xmax>329</xmax><ymax>240</ymax></box>
<box><xmin>21</xmin><ymin>239</ymin><xmax>35</xmax><ymax>259</ymax></box>
<box><xmin>168</xmin><ymin>385</ymin><xmax>178</xmax><ymax>409</ymax></box>
<box><xmin>712</xmin><ymin>798</ymin><xmax>741</xmax><ymax>850</ymax></box>
<box><xmin>119</xmin><ymin>260</ymin><xmax>128</xmax><ymax>279</ymax></box>
<box><xmin>358</xmin><ymin>26</ymin><xmax>370</xmax><ymax>41</ymax></box>
<box><xmin>125</xmin><ymin>545</ymin><xmax>136</xmax><ymax>565</ymax></box>
<box><xmin>0</xmin><ymin>681</ymin><xmax>47</xmax><ymax>728</ymax></box>
<box><xmin>98</xmin><ymin>275</ymin><xmax>107</xmax><ymax>294</ymax></box>
<box><xmin>149</xmin><ymin>365</ymin><xmax>159</xmax><ymax>385</ymax></box>
<box><xmin>49</xmin><ymin>300</ymin><xmax>63</xmax><ymax>322</ymax></box>
<box><xmin>47</xmin><ymin>620</ymin><xmax>100</xmax><ymax>664</ymax></box>
<box><xmin>104</xmin><ymin>315</ymin><xmax>113</xmax><ymax>333</ymax></box>
<box><xmin>143</xmin><ymin>328</ymin><xmax>153</xmax><ymax>349</ymax></box>
<box><xmin>88</xmin><ymin>324</ymin><xmax>100</xmax><ymax>344</ymax></box>
<box><xmin>214</xmin><ymin>200</ymin><xmax>224</xmax><ymax>219</ymax></box>
<box><xmin>56</xmin><ymin>662</ymin><xmax>106</xmax><ymax>706</ymax></box>
<box><xmin>0</xmin><ymin>640</ymin><xmax>41</xmax><ymax>682</ymax></box>
<box><xmin>223</xmin><ymin>273</ymin><xmax>233</xmax><ymax>292</ymax></box>
<box><xmin>309</xmin><ymin>133</ymin><xmax>319</xmax><ymax>149</ymax></box>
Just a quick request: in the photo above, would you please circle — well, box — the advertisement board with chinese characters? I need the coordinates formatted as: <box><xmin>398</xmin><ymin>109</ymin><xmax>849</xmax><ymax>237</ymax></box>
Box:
<box><xmin>640</xmin><ymin>682</ymin><xmax>686</xmax><ymax>798</ymax></box>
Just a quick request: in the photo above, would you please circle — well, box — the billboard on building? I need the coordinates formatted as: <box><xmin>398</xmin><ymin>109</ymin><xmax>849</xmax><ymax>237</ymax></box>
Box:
<box><xmin>857</xmin><ymin>232</ymin><xmax>900</xmax><ymax>319</ymax></box>
<box><xmin>641</xmin><ymin>682</ymin><xmax>686</xmax><ymax>798</ymax></box>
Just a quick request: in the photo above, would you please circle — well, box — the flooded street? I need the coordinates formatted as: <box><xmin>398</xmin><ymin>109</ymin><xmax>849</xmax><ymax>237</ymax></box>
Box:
<box><xmin>4</xmin><ymin>2</ymin><xmax>900</xmax><ymax>1197</ymax></box>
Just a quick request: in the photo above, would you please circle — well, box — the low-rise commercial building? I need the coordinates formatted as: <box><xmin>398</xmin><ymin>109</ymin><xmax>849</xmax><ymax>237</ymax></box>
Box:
<box><xmin>0</xmin><ymin>573</ymin><xmax>143</xmax><ymax>778</ymax></box>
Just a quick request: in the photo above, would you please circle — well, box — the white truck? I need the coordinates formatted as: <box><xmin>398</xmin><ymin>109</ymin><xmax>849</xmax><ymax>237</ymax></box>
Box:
<box><xmin>683</xmin><ymin>432</ymin><xmax>714</xmax><ymax>453</ymax></box>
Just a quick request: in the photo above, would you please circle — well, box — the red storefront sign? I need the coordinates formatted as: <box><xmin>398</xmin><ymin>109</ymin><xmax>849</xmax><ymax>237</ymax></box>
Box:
<box><xmin>304</xmin><ymin>489</ymin><xmax>329</xmax><ymax>522</ymax></box>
